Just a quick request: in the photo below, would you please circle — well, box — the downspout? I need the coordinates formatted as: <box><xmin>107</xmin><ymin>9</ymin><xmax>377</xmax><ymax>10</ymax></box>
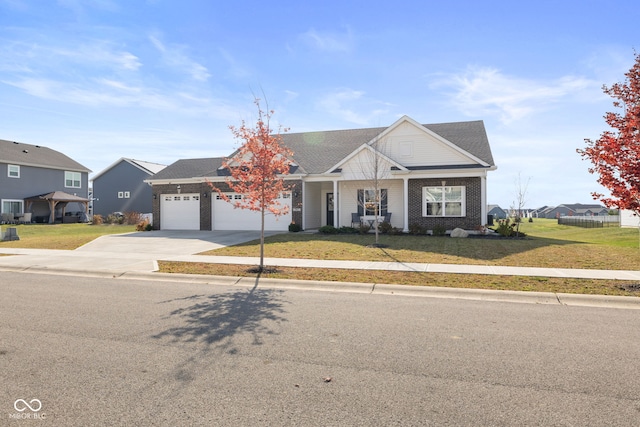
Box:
<box><xmin>403</xmin><ymin>177</ymin><xmax>409</xmax><ymax>232</ymax></box>
<box><xmin>333</xmin><ymin>179</ymin><xmax>339</xmax><ymax>227</ymax></box>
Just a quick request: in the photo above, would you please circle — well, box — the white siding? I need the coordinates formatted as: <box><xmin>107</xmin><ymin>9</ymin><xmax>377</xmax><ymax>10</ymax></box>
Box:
<box><xmin>339</xmin><ymin>180</ymin><xmax>403</xmax><ymax>228</ymax></box>
<box><xmin>377</xmin><ymin>121</ymin><xmax>475</xmax><ymax>167</ymax></box>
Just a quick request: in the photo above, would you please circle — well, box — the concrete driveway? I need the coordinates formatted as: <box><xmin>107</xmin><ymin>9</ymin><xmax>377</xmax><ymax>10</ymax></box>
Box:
<box><xmin>0</xmin><ymin>230</ymin><xmax>282</xmax><ymax>275</ymax></box>
<box><xmin>76</xmin><ymin>230</ymin><xmax>281</xmax><ymax>256</ymax></box>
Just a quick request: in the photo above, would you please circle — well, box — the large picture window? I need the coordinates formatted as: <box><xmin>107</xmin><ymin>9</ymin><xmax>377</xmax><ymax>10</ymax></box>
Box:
<box><xmin>2</xmin><ymin>200</ymin><xmax>23</xmax><ymax>215</ymax></box>
<box><xmin>65</xmin><ymin>171</ymin><xmax>81</xmax><ymax>188</ymax></box>
<box><xmin>423</xmin><ymin>186</ymin><xmax>465</xmax><ymax>217</ymax></box>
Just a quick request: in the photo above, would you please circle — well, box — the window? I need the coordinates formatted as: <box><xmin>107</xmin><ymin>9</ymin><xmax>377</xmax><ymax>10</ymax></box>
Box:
<box><xmin>118</xmin><ymin>192</ymin><xmax>124</xmax><ymax>199</ymax></box>
<box><xmin>65</xmin><ymin>171</ymin><xmax>81</xmax><ymax>188</ymax></box>
<box><xmin>423</xmin><ymin>186</ymin><xmax>465</xmax><ymax>217</ymax></box>
<box><xmin>2</xmin><ymin>200</ymin><xmax>23</xmax><ymax>215</ymax></box>
<box><xmin>357</xmin><ymin>189</ymin><xmax>388</xmax><ymax>216</ymax></box>
<box><xmin>8</xmin><ymin>165</ymin><xmax>20</xmax><ymax>178</ymax></box>
<box><xmin>124</xmin><ymin>191</ymin><xmax>130</xmax><ymax>198</ymax></box>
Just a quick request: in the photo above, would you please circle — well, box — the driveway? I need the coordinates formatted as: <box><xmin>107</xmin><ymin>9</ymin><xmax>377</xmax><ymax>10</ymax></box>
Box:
<box><xmin>76</xmin><ymin>230</ymin><xmax>282</xmax><ymax>256</ymax></box>
<box><xmin>0</xmin><ymin>230</ymin><xmax>282</xmax><ymax>275</ymax></box>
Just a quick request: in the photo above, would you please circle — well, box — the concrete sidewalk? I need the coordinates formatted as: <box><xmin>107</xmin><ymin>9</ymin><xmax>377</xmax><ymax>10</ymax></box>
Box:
<box><xmin>1</xmin><ymin>230</ymin><xmax>639</xmax><ymax>310</ymax></box>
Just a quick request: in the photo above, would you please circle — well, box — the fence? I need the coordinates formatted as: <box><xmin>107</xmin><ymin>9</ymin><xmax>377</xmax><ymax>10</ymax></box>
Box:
<box><xmin>557</xmin><ymin>215</ymin><xmax>620</xmax><ymax>228</ymax></box>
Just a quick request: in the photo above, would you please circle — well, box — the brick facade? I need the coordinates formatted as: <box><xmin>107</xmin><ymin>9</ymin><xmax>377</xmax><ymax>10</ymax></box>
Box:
<box><xmin>407</xmin><ymin>177</ymin><xmax>482</xmax><ymax>231</ymax></box>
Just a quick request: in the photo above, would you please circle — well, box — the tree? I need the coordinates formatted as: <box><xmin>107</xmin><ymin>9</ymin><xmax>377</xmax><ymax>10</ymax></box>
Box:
<box><xmin>510</xmin><ymin>172</ymin><xmax>530</xmax><ymax>237</ymax></box>
<box><xmin>346</xmin><ymin>136</ymin><xmax>391</xmax><ymax>246</ymax></box>
<box><xmin>578</xmin><ymin>52</ymin><xmax>640</xmax><ymax>217</ymax></box>
<box><xmin>209</xmin><ymin>99</ymin><xmax>292</xmax><ymax>272</ymax></box>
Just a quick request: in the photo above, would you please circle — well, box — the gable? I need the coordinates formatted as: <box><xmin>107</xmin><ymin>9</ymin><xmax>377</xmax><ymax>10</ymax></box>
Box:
<box><xmin>376</xmin><ymin>120</ymin><xmax>485</xmax><ymax>168</ymax></box>
<box><xmin>339</xmin><ymin>145</ymin><xmax>405</xmax><ymax>180</ymax></box>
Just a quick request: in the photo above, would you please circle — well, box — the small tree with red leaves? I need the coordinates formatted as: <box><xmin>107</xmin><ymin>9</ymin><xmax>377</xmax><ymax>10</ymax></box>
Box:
<box><xmin>578</xmin><ymin>53</ymin><xmax>640</xmax><ymax>219</ymax></box>
<box><xmin>210</xmin><ymin>99</ymin><xmax>292</xmax><ymax>272</ymax></box>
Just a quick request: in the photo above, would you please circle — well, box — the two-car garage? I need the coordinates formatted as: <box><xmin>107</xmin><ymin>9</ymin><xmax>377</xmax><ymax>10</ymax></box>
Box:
<box><xmin>160</xmin><ymin>192</ymin><xmax>292</xmax><ymax>231</ymax></box>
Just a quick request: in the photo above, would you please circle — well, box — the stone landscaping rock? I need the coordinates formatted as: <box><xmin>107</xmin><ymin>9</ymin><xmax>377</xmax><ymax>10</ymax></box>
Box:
<box><xmin>450</xmin><ymin>228</ymin><xmax>469</xmax><ymax>238</ymax></box>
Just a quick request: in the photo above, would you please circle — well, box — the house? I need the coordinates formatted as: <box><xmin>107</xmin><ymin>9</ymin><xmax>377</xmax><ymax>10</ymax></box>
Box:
<box><xmin>487</xmin><ymin>205</ymin><xmax>507</xmax><ymax>221</ymax></box>
<box><xmin>543</xmin><ymin>203</ymin><xmax>608</xmax><ymax>219</ymax></box>
<box><xmin>146</xmin><ymin>116</ymin><xmax>497</xmax><ymax>232</ymax></box>
<box><xmin>0</xmin><ymin>139</ymin><xmax>91</xmax><ymax>223</ymax></box>
<box><xmin>92</xmin><ymin>158</ymin><xmax>166</xmax><ymax>217</ymax></box>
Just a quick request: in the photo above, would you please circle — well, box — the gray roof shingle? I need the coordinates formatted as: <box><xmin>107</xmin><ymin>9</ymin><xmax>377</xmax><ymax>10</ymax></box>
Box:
<box><xmin>151</xmin><ymin>119</ymin><xmax>495</xmax><ymax>180</ymax></box>
<box><xmin>0</xmin><ymin>139</ymin><xmax>91</xmax><ymax>172</ymax></box>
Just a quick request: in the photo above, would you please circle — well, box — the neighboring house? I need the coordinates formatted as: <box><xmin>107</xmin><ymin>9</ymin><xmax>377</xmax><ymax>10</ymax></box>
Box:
<box><xmin>92</xmin><ymin>158</ymin><xmax>166</xmax><ymax>217</ymax></box>
<box><xmin>487</xmin><ymin>205</ymin><xmax>507</xmax><ymax>220</ymax></box>
<box><xmin>0</xmin><ymin>139</ymin><xmax>91</xmax><ymax>223</ymax></box>
<box><xmin>146</xmin><ymin>116</ymin><xmax>497</xmax><ymax>231</ymax></box>
<box><xmin>543</xmin><ymin>203</ymin><xmax>608</xmax><ymax>219</ymax></box>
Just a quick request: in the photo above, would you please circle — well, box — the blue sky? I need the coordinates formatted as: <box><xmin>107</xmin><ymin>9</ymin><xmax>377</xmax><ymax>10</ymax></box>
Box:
<box><xmin>1</xmin><ymin>0</ymin><xmax>638</xmax><ymax>209</ymax></box>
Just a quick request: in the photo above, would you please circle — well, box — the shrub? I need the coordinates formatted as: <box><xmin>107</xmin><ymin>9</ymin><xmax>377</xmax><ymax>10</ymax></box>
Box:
<box><xmin>408</xmin><ymin>223</ymin><xmax>426</xmax><ymax>235</ymax></box>
<box><xmin>318</xmin><ymin>225</ymin><xmax>338</xmax><ymax>234</ymax></box>
<box><xmin>124</xmin><ymin>211</ymin><xmax>143</xmax><ymax>225</ymax></box>
<box><xmin>106</xmin><ymin>213</ymin><xmax>123</xmax><ymax>224</ymax></box>
<box><xmin>494</xmin><ymin>219</ymin><xmax>527</xmax><ymax>237</ymax></box>
<box><xmin>432</xmin><ymin>224</ymin><xmax>447</xmax><ymax>236</ymax></box>
<box><xmin>92</xmin><ymin>214</ymin><xmax>103</xmax><ymax>225</ymax></box>
<box><xmin>136</xmin><ymin>219</ymin><xmax>150</xmax><ymax>231</ymax></box>
<box><xmin>338</xmin><ymin>226</ymin><xmax>359</xmax><ymax>234</ymax></box>
<box><xmin>145</xmin><ymin>223</ymin><xmax>153</xmax><ymax>231</ymax></box>
<box><xmin>378</xmin><ymin>221</ymin><xmax>393</xmax><ymax>234</ymax></box>
<box><xmin>288</xmin><ymin>222</ymin><xmax>302</xmax><ymax>232</ymax></box>
<box><xmin>358</xmin><ymin>223</ymin><xmax>371</xmax><ymax>234</ymax></box>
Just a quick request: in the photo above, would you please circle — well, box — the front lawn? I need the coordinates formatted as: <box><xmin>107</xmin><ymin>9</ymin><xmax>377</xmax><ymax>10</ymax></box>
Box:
<box><xmin>0</xmin><ymin>223</ymin><xmax>136</xmax><ymax>250</ymax></box>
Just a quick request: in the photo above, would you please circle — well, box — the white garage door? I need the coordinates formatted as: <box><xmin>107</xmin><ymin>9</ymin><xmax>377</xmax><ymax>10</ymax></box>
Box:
<box><xmin>213</xmin><ymin>193</ymin><xmax>292</xmax><ymax>231</ymax></box>
<box><xmin>160</xmin><ymin>194</ymin><xmax>200</xmax><ymax>230</ymax></box>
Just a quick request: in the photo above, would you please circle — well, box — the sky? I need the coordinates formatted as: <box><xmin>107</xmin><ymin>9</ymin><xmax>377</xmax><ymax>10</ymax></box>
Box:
<box><xmin>1</xmin><ymin>0</ymin><xmax>638</xmax><ymax>209</ymax></box>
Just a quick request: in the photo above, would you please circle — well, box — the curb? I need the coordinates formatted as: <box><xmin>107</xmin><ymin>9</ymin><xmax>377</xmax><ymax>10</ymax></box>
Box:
<box><xmin>2</xmin><ymin>265</ymin><xmax>640</xmax><ymax>310</ymax></box>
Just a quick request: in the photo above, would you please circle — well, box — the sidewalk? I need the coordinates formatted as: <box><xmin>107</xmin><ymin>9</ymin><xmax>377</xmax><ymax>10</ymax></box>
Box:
<box><xmin>1</xmin><ymin>245</ymin><xmax>639</xmax><ymax>310</ymax></box>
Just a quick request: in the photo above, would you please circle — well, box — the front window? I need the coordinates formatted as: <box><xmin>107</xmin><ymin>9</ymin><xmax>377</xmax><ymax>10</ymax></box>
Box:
<box><xmin>357</xmin><ymin>189</ymin><xmax>388</xmax><ymax>216</ymax></box>
<box><xmin>423</xmin><ymin>186</ymin><xmax>465</xmax><ymax>217</ymax></box>
<box><xmin>8</xmin><ymin>165</ymin><xmax>20</xmax><ymax>178</ymax></box>
<box><xmin>65</xmin><ymin>171</ymin><xmax>81</xmax><ymax>188</ymax></box>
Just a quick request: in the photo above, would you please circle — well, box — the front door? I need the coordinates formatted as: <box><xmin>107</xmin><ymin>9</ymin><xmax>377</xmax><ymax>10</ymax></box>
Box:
<box><xmin>326</xmin><ymin>193</ymin><xmax>334</xmax><ymax>226</ymax></box>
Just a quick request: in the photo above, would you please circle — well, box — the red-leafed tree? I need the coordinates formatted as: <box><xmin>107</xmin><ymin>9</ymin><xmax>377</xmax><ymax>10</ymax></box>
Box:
<box><xmin>209</xmin><ymin>99</ymin><xmax>293</xmax><ymax>272</ymax></box>
<box><xmin>578</xmin><ymin>53</ymin><xmax>640</xmax><ymax>217</ymax></box>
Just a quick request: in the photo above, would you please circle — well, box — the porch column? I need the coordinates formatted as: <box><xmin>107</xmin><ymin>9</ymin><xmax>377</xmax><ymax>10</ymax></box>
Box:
<box><xmin>301</xmin><ymin>181</ymin><xmax>306</xmax><ymax>230</ymax></box>
<box><xmin>480</xmin><ymin>175</ymin><xmax>487</xmax><ymax>226</ymax></box>
<box><xmin>403</xmin><ymin>177</ymin><xmax>409</xmax><ymax>232</ymax></box>
<box><xmin>333</xmin><ymin>179</ymin><xmax>339</xmax><ymax>227</ymax></box>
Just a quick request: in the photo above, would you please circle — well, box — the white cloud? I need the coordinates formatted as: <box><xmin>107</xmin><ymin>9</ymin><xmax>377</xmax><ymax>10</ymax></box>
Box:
<box><xmin>431</xmin><ymin>66</ymin><xmax>597</xmax><ymax>124</ymax></box>
<box><xmin>301</xmin><ymin>27</ymin><xmax>354</xmax><ymax>53</ymax></box>
<box><xmin>317</xmin><ymin>89</ymin><xmax>390</xmax><ymax>126</ymax></box>
<box><xmin>149</xmin><ymin>34</ymin><xmax>211</xmax><ymax>82</ymax></box>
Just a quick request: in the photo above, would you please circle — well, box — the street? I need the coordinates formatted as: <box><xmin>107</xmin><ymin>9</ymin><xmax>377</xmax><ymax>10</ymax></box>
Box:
<box><xmin>2</xmin><ymin>271</ymin><xmax>640</xmax><ymax>426</ymax></box>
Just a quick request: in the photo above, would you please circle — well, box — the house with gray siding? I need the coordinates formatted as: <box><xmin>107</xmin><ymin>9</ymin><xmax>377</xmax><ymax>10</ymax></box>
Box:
<box><xmin>92</xmin><ymin>158</ymin><xmax>166</xmax><ymax>217</ymax></box>
<box><xmin>0</xmin><ymin>139</ymin><xmax>91</xmax><ymax>223</ymax></box>
<box><xmin>145</xmin><ymin>116</ymin><xmax>497</xmax><ymax>232</ymax></box>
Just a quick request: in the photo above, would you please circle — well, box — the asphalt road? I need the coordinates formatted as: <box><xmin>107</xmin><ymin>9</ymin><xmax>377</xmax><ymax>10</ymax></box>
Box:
<box><xmin>2</xmin><ymin>271</ymin><xmax>640</xmax><ymax>426</ymax></box>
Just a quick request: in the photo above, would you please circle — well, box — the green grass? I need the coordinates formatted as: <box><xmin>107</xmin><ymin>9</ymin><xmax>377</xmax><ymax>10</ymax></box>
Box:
<box><xmin>159</xmin><ymin>219</ymin><xmax>640</xmax><ymax>297</ymax></box>
<box><xmin>201</xmin><ymin>219</ymin><xmax>640</xmax><ymax>270</ymax></box>
<box><xmin>0</xmin><ymin>223</ymin><xmax>136</xmax><ymax>250</ymax></box>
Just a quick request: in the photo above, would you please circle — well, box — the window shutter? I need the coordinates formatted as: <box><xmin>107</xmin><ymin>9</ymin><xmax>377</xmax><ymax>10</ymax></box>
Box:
<box><xmin>357</xmin><ymin>190</ymin><xmax>364</xmax><ymax>215</ymax></box>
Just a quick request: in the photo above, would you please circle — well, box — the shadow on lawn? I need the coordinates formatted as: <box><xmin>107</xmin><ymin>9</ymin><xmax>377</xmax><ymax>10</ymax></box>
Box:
<box><xmin>152</xmin><ymin>278</ymin><xmax>288</xmax><ymax>353</ymax></box>
<box><xmin>219</xmin><ymin>232</ymin><xmax>584</xmax><ymax>262</ymax></box>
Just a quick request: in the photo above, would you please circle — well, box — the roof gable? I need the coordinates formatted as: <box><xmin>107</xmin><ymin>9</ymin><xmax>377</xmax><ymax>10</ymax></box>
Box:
<box><xmin>92</xmin><ymin>158</ymin><xmax>167</xmax><ymax>181</ymax></box>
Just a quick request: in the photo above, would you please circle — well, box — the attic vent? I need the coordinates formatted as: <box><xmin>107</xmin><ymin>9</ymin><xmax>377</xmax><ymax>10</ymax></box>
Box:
<box><xmin>13</xmin><ymin>141</ymin><xmax>19</xmax><ymax>144</ymax></box>
<box><xmin>23</xmin><ymin>149</ymin><xmax>29</xmax><ymax>153</ymax></box>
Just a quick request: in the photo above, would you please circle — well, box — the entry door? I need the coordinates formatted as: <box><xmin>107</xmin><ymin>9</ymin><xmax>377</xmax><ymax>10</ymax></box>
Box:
<box><xmin>326</xmin><ymin>193</ymin><xmax>334</xmax><ymax>226</ymax></box>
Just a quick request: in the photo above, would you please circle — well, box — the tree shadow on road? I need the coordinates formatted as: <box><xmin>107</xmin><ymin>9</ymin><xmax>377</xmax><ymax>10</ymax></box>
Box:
<box><xmin>152</xmin><ymin>277</ymin><xmax>288</xmax><ymax>354</ymax></box>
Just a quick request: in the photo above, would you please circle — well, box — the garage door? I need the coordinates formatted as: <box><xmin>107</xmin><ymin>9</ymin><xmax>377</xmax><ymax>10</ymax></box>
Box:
<box><xmin>160</xmin><ymin>194</ymin><xmax>200</xmax><ymax>230</ymax></box>
<box><xmin>213</xmin><ymin>193</ymin><xmax>292</xmax><ymax>230</ymax></box>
